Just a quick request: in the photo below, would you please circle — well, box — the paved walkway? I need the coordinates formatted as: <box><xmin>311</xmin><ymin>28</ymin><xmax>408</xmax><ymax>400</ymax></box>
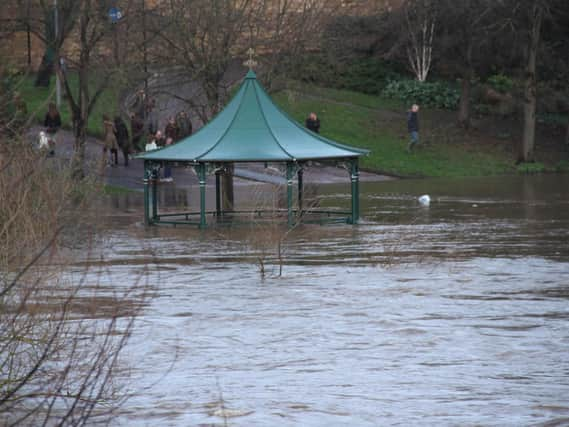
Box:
<box><xmin>29</xmin><ymin>127</ymin><xmax>392</xmax><ymax>192</ymax></box>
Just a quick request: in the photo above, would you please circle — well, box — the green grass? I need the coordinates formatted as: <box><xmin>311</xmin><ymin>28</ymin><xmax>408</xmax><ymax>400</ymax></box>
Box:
<box><xmin>285</xmin><ymin>81</ymin><xmax>404</xmax><ymax>111</ymax></box>
<box><xmin>15</xmin><ymin>72</ymin><xmax>521</xmax><ymax>178</ymax></box>
<box><xmin>102</xmin><ymin>184</ymin><xmax>135</xmax><ymax>195</ymax></box>
<box><xmin>274</xmin><ymin>85</ymin><xmax>515</xmax><ymax>177</ymax></box>
<box><xmin>16</xmin><ymin>72</ymin><xmax>120</xmax><ymax>138</ymax></box>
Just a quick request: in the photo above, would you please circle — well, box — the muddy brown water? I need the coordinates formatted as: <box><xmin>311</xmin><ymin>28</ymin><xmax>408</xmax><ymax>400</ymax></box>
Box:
<box><xmin>72</xmin><ymin>174</ymin><xmax>569</xmax><ymax>426</ymax></box>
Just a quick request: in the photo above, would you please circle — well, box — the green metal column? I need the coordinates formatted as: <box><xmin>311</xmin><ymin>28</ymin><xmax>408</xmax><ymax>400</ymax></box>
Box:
<box><xmin>215</xmin><ymin>170</ymin><xmax>221</xmax><ymax>217</ymax></box>
<box><xmin>143</xmin><ymin>162</ymin><xmax>151</xmax><ymax>225</ymax></box>
<box><xmin>151</xmin><ymin>167</ymin><xmax>158</xmax><ymax>221</ymax></box>
<box><xmin>298</xmin><ymin>167</ymin><xmax>303</xmax><ymax>216</ymax></box>
<box><xmin>286</xmin><ymin>162</ymin><xmax>294</xmax><ymax>227</ymax></box>
<box><xmin>198</xmin><ymin>163</ymin><xmax>207</xmax><ymax>229</ymax></box>
<box><xmin>350</xmin><ymin>158</ymin><xmax>360</xmax><ymax>224</ymax></box>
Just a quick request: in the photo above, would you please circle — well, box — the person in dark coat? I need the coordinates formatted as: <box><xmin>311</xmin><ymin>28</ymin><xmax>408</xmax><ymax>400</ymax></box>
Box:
<box><xmin>130</xmin><ymin>112</ymin><xmax>144</xmax><ymax>152</ymax></box>
<box><xmin>145</xmin><ymin>102</ymin><xmax>158</xmax><ymax>136</ymax></box>
<box><xmin>176</xmin><ymin>111</ymin><xmax>193</xmax><ymax>139</ymax></box>
<box><xmin>154</xmin><ymin>130</ymin><xmax>166</xmax><ymax>148</ymax></box>
<box><xmin>407</xmin><ymin>104</ymin><xmax>420</xmax><ymax>152</ymax></box>
<box><xmin>114</xmin><ymin>115</ymin><xmax>130</xmax><ymax>166</ymax></box>
<box><xmin>164</xmin><ymin>116</ymin><xmax>179</xmax><ymax>142</ymax></box>
<box><xmin>43</xmin><ymin>102</ymin><xmax>61</xmax><ymax>156</ymax></box>
<box><xmin>305</xmin><ymin>112</ymin><xmax>320</xmax><ymax>133</ymax></box>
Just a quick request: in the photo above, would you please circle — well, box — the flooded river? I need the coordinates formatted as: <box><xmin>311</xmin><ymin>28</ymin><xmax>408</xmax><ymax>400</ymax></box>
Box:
<box><xmin>83</xmin><ymin>174</ymin><xmax>569</xmax><ymax>426</ymax></box>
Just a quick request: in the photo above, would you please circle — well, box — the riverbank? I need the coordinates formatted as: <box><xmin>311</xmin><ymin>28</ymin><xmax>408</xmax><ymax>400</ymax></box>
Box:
<box><xmin>19</xmin><ymin>73</ymin><xmax>569</xmax><ymax>178</ymax></box>
<box><xmin>27</xmin><ymin>127</ymin><xmax>390</xmax><ymax>192</ymax></box>
<box><xmin>273</xmin><ymin>82</ymin><xmax>569</xmax><ymax>177</ymax></box>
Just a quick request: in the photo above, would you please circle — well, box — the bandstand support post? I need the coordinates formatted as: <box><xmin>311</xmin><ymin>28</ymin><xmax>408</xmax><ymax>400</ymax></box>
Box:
<box><xmin>151</xmin><ymin>166</ymin><xmax>158</xmax><ymax>221</ymax></box>
<box><xmin>350</xmin><ymin>158</ymin><xmax>360</xmax><ymax>224</ymax></box>
<box><xmin>143</xmin><ymin>162</ymin><xmax>151</xmax><ymax>225</ymax></box>
<box><xmin>298</xmin><ymin>166</ymin><xmax>304</xmax><ymax>215</ymax></box>
<box><xmin>198</xmin><ymin>163</ymin><xmax>207</xmax><ymax>229</ymax></box>
<box><xmin>215</xmin><ymin>169</ymin><xmax>221</xmax><ymax>217</ymax></box>
<box><xmin>286</xmin><ymin>162</ymin><xmax>294</xmax><ymax>227</ymax></box>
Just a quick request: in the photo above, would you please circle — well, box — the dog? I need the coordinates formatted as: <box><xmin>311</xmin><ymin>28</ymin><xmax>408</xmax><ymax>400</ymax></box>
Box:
<box><xmin>38</xmin><ymin>131</ymin><xmax>50</xmax><ymax>150</ymax></box>
<box><xmin>38</xmin><ymin>130</ymin><xmax>55</xmax><ymax>155</ymax></box>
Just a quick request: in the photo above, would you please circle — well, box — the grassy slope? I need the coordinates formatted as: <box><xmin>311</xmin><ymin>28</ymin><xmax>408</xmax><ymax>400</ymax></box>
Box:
<box><xmin>18</xmin><ymin>72</ymin><xmax>523</xmax><ymax>177</ymax></box>
<box><xmin>17</xmin><ymin>72</ymin><xmax>119</xmax><ymax>138</ymax></box>
<box><xmin>274</xmin><ymin>83</ymin><xmax>516</xmax><ymax>177</ymax></box>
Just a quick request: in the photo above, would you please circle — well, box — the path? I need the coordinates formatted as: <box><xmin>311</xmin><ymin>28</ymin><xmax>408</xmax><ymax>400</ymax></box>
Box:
<box><xmin>28</xmin><ymin>127</ymin><xmax>392</xmax><ymax>192</ymax></box>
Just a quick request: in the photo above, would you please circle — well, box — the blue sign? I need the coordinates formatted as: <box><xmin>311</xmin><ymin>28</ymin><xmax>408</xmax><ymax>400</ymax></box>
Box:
<box><xmin>108</xmin><ymin>7</ymin><xmax>122</xmax><ymax>23</ymax></box>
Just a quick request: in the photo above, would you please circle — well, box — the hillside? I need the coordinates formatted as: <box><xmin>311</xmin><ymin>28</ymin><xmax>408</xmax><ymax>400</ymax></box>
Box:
<box><xmin>274</xmin><ymin>82</ymin><xmax>569</xmax><ymax>177</ymax></box>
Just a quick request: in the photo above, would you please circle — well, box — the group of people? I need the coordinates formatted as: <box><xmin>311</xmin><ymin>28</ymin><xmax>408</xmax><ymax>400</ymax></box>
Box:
<box><xmin>100</xmin><ymin>89</ymin><xmax>193</xmax><ymax>171</ymax></box>
<box><xmin>143</xmin><ymin>115</ymin><xmax>193</xmax><ymax>151</ymax></box>
<box><xmin>39</xmin><ymin>88</ymin><xmax>193</xmax><ymax>172</ymax></box>
<box><xmin>39</xmin><ymin>87</ymin><xmax>420</xmax><ymax>172</ymax></box>
<box><xmin>142</xmin><ymin>114</ymin><xmax>193</xmax><ymax>182</ymax></box>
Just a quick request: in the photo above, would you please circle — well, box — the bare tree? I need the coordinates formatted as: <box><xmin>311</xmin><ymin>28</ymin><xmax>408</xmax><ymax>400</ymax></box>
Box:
<box><xmin>403</xmin><ymin>0</ymin><xmax>437</xmax><ymax>82</ymax></box>
<box><xmin>0</xmin><ymin>143</ymin><xmax>141</xmax><ymax>426</ymax></box>
<box><xmin>438</xmin><ymin>0</ymin><xmax>495</xmax><ymax>129</ymax></box>
<box><xmin>249</xmin><ymin>0</ymin><xmax>337</xmax><ymax>91</ymax></box>
<box><xmin>519</xmin><ymin>0</ymin><xmax>544</xmax><ymax>162</ymax></box>
<box><xmin>149</xmin><ymin>0</ymin><xmax>256</xmax><ymax>124</ymax></box>
<box><xmin>0</xmin><ymin>72</ymin><xmax>141</xmax><ymax>426</ymax></box>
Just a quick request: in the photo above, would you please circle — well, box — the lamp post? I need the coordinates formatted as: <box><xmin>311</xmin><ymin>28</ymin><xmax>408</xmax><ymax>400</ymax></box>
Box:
<box><xmin>142</xmin><ymin>0</ymin><xmax>148</xmax><ymax>94</ymax></box>
<box><xmin>54</xmin><ymin>0</ymin><xmax>61</xmax><ymax>108</ymax></box>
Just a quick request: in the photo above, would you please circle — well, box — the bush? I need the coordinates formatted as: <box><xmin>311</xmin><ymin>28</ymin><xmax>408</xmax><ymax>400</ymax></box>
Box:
<box><xmin>1</xmin><ymin>73</ymin><xmax>139</xmax><ymax>424</ymax></box>
<box><xmin>289</xmin><ymin>54</ymin><xmax>402</xmax><ymax>95</ymax></box>
<box><xmin>338</xmin><ymin>58</ymin><xmax>402</xmax><ymax>94</ymax></box>
<box><xmin>487</xmin><ymin>74</ymin><xmax>514</xmax><ymax>94</ymax></box>
<box><xmin>555</xmin><ymin>160</ymin><xmax>569</xmax><ymax>173</ymax></box>
<box><xmin>516</xmin><ymin>162</ymin><xmax>546</xmax><ymax>174</ymax></box>
<box><xmin>382</xmin><ymin>80</ymin><xmax>460</xmax><ymax>109</ymax></box>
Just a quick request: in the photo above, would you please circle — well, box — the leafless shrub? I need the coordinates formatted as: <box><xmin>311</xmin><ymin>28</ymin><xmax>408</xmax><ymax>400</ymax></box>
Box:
<box><xmin>0</xmin><ymin>137</ymin><xmax>143</xmax><ymax>426</ymax></box>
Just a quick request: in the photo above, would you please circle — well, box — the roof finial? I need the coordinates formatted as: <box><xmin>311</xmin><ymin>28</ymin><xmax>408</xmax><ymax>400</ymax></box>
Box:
<box><xmin>244</xmin><ymin>47</ymin><xmax>258</xmax><ymax>71</ymax></box>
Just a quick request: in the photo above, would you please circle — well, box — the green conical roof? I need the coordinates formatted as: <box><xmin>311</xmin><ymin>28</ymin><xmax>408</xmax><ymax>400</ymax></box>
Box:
<box><xmin>139</xmin><ymin>70</ymin><xmax>369</xmax><ymax>162</ymax></box>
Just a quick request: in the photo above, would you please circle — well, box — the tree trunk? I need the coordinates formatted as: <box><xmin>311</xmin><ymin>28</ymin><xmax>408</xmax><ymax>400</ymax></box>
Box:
<box><xmin>565</xmin><ymin>116</ymin><xmax>569</xmax><ymax>147</ymax></box>
<box><xmin>458</xmin><ymin>73</ymin><xmax>471</xmax><ymax>129</ymax></box>
<box><xmin>520</xmin><ymin>3</ymin><xmax>543</xmax><ymax>163</ymax></box>
<box><xmin>72</xmin><ymin>123</ymin><xmax>87</xmax><ymax>179</ymax></box>
<box><xmin>70</xmin><ymin>60</ymin><xmax>90</xmax><ymax>178</ymax></box>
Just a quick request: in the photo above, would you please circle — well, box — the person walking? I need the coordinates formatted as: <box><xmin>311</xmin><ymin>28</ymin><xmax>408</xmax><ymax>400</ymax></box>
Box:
<box><xmin>145</xmin><ymin>102</ymin><xmax>159</xmax><ymax>136</ymax></box>
<box><xmin>407</xmin><ymin>104</ymin><xmax>420</xmax><ymax>152</ymax></box>
<box><xmin>102</xmin><ymin>114</ymin><xmax>119</xmax><ymax>167</ymax></box>
<box><xmin>43</xmin><ymin>102</ymin><xmax>61</xmax><ymax>156</ymax></box>
<box><xmin>305</xmin><ymin>112</ymin><xmax>320</xmax><ymax>133</ymax></box>
<box><xmin>176</xmin><ymin>111</ymin><xmax>193</xmax><ymax>139</ymax></box>
<box><xmin>130</xmin><ymin>112</ymin><xmax>144</xmax><ymax>152</ymax></box>
<box><xmin>114</xmin><ymin>115</ymin><xmax>130</xmax><ymax>166</ymax></box>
